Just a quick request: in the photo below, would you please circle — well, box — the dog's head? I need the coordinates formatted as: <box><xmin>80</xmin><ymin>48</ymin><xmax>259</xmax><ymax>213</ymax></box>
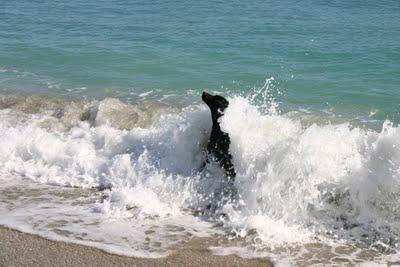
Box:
<box><xmin>202</xmin><ymin>92</ymin><xmax>229</xmax><ymax>120</ymax></box>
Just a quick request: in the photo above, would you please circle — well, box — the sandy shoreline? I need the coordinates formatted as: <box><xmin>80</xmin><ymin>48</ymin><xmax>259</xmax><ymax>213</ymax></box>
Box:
<box><xmin>0</xmin><ymin>226</ymin><xmax>272</xmax><ymax>267</ymax></box>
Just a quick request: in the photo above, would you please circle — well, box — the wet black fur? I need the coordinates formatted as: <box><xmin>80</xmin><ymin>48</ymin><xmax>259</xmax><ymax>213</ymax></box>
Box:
<box><xmin>202</xmin><ymin>92</ymin><xmax>236</xmax><ymax>181</ymax></box>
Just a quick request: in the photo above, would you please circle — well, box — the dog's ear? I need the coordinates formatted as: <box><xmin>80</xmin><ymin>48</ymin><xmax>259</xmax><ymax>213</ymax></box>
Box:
<box><xmin>214</xmin><ymin>95</ymin><xmax>229</xmax><ymax>110</ymax></box>
<box><xmin>202</xmin><ymin>92</ymin><xmax>229</xmax><ymax>112</ymax></box>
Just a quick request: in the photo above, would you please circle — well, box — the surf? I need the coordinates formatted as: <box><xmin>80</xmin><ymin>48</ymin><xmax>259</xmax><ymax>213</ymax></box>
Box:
<box><xmin>0</xmin><ymin>89</ymin><xmax>399</xmax><ymax>265</ymax></box>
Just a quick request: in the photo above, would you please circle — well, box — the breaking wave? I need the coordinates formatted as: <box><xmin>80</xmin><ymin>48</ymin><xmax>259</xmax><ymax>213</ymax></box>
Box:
<box><xmin>0</xmin><ymin>87</ymin><xmax>399</xmax><ymax>265</ymax></box>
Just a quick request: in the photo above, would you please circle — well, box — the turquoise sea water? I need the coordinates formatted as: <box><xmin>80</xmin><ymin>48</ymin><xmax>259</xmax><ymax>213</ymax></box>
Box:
<box><xmin>1</xmin><ymin>0</ymin><xmax>399</xmax><ymax>123</ymax></box>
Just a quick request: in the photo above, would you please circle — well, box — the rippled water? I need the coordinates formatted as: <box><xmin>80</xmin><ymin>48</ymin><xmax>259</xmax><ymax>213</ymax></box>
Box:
<box><xmin>1</xmin><ymin>0</ymin><xmax>399</xmax><ymax>122</ymax></box>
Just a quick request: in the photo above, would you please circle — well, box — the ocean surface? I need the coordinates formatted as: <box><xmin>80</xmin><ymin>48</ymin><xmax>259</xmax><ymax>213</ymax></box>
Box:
<box><xmin>0</xmin><ymin>0</ymin><xmax>400</xmax><ymax>265</ymax></box>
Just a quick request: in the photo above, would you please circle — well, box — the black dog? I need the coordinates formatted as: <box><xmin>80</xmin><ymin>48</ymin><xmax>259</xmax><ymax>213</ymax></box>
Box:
<box><xmin>202</xmin><ymin>92</ymin><xmax>236</xmax><ymax>181</ymax></box>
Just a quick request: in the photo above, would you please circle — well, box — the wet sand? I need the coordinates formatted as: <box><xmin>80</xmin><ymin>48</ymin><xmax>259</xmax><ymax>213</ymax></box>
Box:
<box><xmin>0</xmin><ymin>226</ymin><xmax>272</xmax><ymax>267</ymax></box>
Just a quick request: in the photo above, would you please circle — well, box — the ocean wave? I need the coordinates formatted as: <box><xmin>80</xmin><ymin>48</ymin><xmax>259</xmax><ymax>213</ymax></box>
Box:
<box><xmin>0</xmin><ymin>91</ymin><xmax>399</xmax><ymax>264</ymax></box>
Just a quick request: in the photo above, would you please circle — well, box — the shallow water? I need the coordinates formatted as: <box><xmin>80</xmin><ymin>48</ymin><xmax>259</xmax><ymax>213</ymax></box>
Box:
<box><xmin>1</xmin><ymin>0</ymin><xmax>400</xmax><ymax>122</ymax></box>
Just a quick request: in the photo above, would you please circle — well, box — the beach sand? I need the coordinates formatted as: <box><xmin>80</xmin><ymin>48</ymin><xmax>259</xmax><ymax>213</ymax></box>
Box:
<box><xmin>0</xmin><ymin>226</ymin><xmax>272</xmax><ymax>267</ymax></box>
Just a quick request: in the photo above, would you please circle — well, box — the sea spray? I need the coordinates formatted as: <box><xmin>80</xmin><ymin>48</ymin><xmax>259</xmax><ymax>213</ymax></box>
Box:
<box><xmin>220</xmin><ymin>95</ymin><xmax>400</xmax><ymax>251</ymax></box>
<box><xmin>0</xmin><ymin>92</ymin><xmax>399</xmax><ymax>264</ymax></box>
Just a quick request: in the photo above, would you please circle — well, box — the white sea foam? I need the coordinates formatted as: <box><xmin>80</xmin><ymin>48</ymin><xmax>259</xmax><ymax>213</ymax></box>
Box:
<box><xmin>221</xmin><ymin>96</ymin><xmax>400</xmax><ymax>239</ymax></box>
<box><xmin>0</xmin><ymin>92</ymin><xmax>399</xmax><ymax>264</ymax></box>
<box><xmin>139</xmin><ymin>90</ymin><xmax>153</xmax><ymax>98</ymax></box>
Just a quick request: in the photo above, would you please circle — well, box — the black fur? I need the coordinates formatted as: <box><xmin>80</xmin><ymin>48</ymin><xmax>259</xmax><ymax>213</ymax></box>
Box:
<box><xmin>202</xmin><ymin>92</ymin><xmax>236</xmax><ymax>180</ymax></box>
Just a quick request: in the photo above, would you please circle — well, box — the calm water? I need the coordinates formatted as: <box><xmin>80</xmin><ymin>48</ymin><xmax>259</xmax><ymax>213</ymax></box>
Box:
<box><xmin>1</xmin><ymin>0</ymin><xmax>399</xmax><ymax>122</ymax></box>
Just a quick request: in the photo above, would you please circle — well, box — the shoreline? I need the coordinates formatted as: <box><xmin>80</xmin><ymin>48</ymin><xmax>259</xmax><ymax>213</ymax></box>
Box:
<box><xmin>0</xmin><ymin>225</ymin><xmax>272</xmax><ymax>267</ymax></box>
